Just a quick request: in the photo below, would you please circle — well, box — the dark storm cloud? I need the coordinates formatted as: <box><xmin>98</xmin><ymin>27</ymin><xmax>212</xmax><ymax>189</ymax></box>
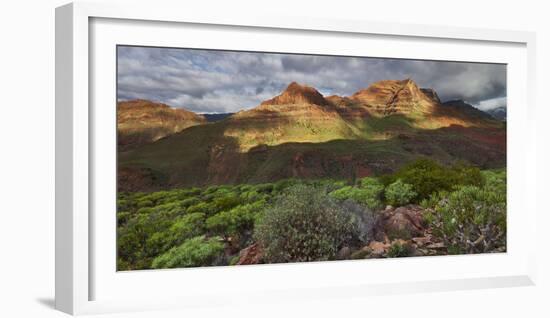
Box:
<box><xmin>117</xmin><ymin>46</ymin><xmax>506</xmax><ymax>113</ymax></box>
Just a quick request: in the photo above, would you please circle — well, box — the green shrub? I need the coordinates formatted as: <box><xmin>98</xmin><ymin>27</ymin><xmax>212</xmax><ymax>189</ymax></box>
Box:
<box><xmin>425</xmin><ymin>183</ymin><xmax>506</xmax><ymax>254</ymax></box>
<box><xmin>385</xmin><ymin>179</ymin><xmax>416</xmax><ymax>206</ymax></box>
<box><xmin>151</xmin><ymin>236</ymin><xmax>224</xmax><ymax>269</ymax></box>
<box><xmin>117</xmin><ymin>213</ymin><xmax>169</xmax><ymax>269</ymax></box>
<box><xmin>180</xmin><ymin>197</ymin><xmax>200</xmax><ymax>208</ymax></box>
<box><xmin>386</xmin><ymin>159</ymin><xmax>483</xmax><ymax>202</ymax></box>
<box><xmin>206</xmin><ymin>200</ymin><xmax>266</xmax><ymax>239</ymax></box>
<box><xmin>117</xmin><ymin>211</ymin><xmax>131</xmax><ymax>226</ymax></box>
<box><xmin>254</xmin><ymin>185</ymin><xmax>360</xmax><ymax>263</ymax></box>
<box><xmin>136</xmin><ymin>198</ymin><xmax>153</xmax><ymax>209</ymax></box>
<box><xmin>387</xmin><ymin>241</ymin><xmax>411</xmax><ymax>258</ymax></box>
<box><xmin>147</xmin><ymin>212</ymin><xmax>206</xmax><ymax>255</ymax></box>
<box><xmin>482</xmin><ymin>169</ymin><xmax>506</xmax><ymax>193</ymax></box>
<box><xmin>452</xmin><ymin>163</ymin><xmax>484</xmax><ymax>187</ymax></box>
<box><xmin>212</xmin><ymin>192</ymin><xmax>242</xmax><ymax>212</ymax></box>
<box><xmin>186</xmin><ymin>201</ymin><xmax>217</xmax><ymax>216</ymax></box>
<box><xmin>329</xmin><ymin>177</ymin><xmax>384</xmax><ymax>209</ymax></box>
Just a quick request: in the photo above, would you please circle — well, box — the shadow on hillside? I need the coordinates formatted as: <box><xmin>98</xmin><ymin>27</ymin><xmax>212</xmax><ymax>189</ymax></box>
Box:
<box><xmin>118</xmin><ymin>118</ymin><xmax>506</xmax><ymax>191</ymax></box>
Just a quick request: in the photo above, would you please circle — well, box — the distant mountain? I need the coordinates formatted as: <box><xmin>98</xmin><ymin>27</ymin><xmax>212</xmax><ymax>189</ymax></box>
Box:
<box><xmin>202</xmin><ymin>113</ymin><xmax>234</xmax><ymax>122</ymax></box>
<box><xmin>117</xmin><ymin>99</ymin><xmax>206</xmax><ymax>150</ymax></box>
<box><xmin>486</xmin><ymin>106</ymin><xmax>507</xmax><ymax>121</ymax></box>
<box><xmin>118</xmin><ymin>81</ymin><xmax>505</xmax><ymax>191</ymax></box>
<box><xmin>420</xmin><ymin>88</ymin><xmax>441</xmax><ymax>104</ymax></box>
<box><xmin>441</xmin><ymin>100</ymin><xmax>495</xmax><ymax>121</ymax></box>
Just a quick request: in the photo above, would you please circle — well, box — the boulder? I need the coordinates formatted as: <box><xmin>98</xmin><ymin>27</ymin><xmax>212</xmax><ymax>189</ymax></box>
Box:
<box><xmin>368</xmin><ymin>241</ymin><xmax>390</xmax><ymax>258</ymax></box>
<box><xmin>236</xmin><ymin>243</ymin><xmax>263</xmax><ymax>265</ymax></box>
<box><xmin>374</xmin><ymin>205</ymin><xmax>426</xmax><ymax>240</ymax></box>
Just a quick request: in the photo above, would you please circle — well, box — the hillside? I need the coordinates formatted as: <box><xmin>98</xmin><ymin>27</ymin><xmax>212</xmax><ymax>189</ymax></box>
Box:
<box><xmin>118</xmin><ymin>80</ymin><xmax>505</xmax><ymax>191</ymax></box>
<box><xmin>117</xmin><ymin>99</ymin><xmax>206</xmax><ymax>150</ymax></box>
<box><xmin>487</xmin><ymin>106</ymin><xmax>507</xmax><ymax>121</ymax></box>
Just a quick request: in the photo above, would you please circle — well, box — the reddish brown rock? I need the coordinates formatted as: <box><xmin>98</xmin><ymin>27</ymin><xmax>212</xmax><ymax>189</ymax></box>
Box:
<box><xmin>374</xmin><ymin>205</ymin><xmax>427</xmax><ymax>240</ymax></box>
<box><xmin>412</xmin><ymin>235</ymin><xmax>432</xmax><ymax>247</ymax></box>
<box><xmin>236</xmin><ymin>243</ymin><xmax>263</xmax><ymax>265</ymax></box>
<box><xmin>368</xmin><ymin>241</ymin><xmax>390</xmax><ymax>258</ymax></box>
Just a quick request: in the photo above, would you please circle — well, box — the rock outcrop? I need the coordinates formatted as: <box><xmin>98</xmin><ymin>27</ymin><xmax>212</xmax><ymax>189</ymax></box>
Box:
<box><xmin>236</xmin><ymin>243</ymin><xmax>263</xmax><ymax>265</ymax></box>
<box><xmin>351</xmin><ymin>79</ymin><xmax>437</xmax><ymax>115</ymax></box>
<box><xmin>374</xmin><ymin>205</ymin><xmax>427</xmax><ymax>241</ymax></box>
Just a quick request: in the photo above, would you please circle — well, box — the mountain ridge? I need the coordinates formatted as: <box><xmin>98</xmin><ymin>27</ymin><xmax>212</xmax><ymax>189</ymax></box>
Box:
<box><xmin>117</xmin><ymin>79</ymin><xmax>506</xmax><ymax>191</ymax></box>
<box><xmin>117</xmin><ymin>99</ymin><xmax>206</xmax><ymax>150</ymax></box>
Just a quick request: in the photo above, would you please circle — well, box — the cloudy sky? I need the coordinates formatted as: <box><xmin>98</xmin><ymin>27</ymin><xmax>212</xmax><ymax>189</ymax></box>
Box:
<box><xmin>117</xmin><ymin>45</ymin><xmax>507</xmax><ymax>114</ymax></box>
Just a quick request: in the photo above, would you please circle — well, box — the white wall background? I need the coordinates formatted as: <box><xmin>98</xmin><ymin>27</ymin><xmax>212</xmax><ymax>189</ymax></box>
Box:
<box><xmin>0</xmin><ymin>0</ymin><xmax>548</xmax><ymax>317</ymax></box>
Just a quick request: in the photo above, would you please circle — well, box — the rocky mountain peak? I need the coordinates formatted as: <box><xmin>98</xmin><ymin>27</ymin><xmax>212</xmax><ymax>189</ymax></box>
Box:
<box><xmin>350</xmin><ymin>79</ymin><xmax>435</xmax><ymax>115</ymax></box>
<box><xmin>260</xmin><ymin>82</ymin><xmax>330</xmax><ymax>106</ymax></box>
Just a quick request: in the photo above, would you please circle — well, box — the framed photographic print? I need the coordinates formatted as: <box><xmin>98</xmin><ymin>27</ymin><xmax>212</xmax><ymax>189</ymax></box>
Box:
<box><xmin>56</xmin><ymin>1</ymin><xmax>537</xmax><ymax>315</ymax></box>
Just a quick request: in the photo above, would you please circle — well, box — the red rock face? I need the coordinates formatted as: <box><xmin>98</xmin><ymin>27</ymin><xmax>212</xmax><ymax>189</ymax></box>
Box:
<box><xmin>351</xmin><ymin>79</ymin><xmax>437</xmax><ymax>115</ymax></box>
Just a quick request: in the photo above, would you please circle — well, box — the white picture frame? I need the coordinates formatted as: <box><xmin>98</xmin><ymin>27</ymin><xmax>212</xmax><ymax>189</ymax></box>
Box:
<box><xmin>55</xmin><ymin>1</ymin><xmax>537</xmax><ymax>315</ymax></box>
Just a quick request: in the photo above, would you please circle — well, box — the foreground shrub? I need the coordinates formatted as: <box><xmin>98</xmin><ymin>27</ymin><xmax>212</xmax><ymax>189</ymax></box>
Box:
<box><xmin>339</xmin><ymin>199</ymin><xmax>376</xmax><ymax>244</ymax></box>
<box><xmin>254</xmin><ymin>185</ymin><xmax>360</xmax><ymax>263</ymax></box>
<box><xmin>206</xmin><ymin>200</ymin><xmax>266</xmax><ymax>240</ymax></box>
<box><xmin>147</xmin><ymin>212</ymin><xmax>206</xmax><ymax>255</ymax></box>
<box><xmin>385</xmin><ymin>179</ymin><xmax>416</xmax><ymax>206</ymax></box>
<box><xmin>387</xmin><ymin>241</ymin><xmax>411</xmax><ymax>258</ymax></box>
<box><xmin>482</xmin><ymin>169</ymin><xmax>506</xmax><ymax>193</ymax></box>
<box><xmin>151</xmin><ymin>236</ymin><xmax>224</xmax><ymax>269</ymax></box>
<box><xmin>424</xmin><ymin>184</ymin><xmax>506</xmax><ymax>254</ymax></box>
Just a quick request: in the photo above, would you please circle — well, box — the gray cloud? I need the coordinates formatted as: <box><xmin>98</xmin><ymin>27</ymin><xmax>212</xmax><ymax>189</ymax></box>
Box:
<box><xmin>117</xmin><ymin>46</ymin><xmax>506</xmax><ymax>113</ymax></box>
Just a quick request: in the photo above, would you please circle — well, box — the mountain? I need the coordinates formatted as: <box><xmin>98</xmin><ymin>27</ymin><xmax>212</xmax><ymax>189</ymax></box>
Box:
<box><xmin>260</xmin><ymin>81</ymin><xmax>330</xmax><ymax>106</ymax></box>
<box><xmin>351</xmin><ymin>79</ymin><xmax>437</xmax><ymax>115</ymax></box>
<box><xmin>202</xmin><ymin>113</ymin><xmax>234</xmax><ymax>122</ymax></box>
<box><xmin>227</xmin><ymin>82</ymin><xmax>358</xmax><ymax>150</ymax></box>
<box><xmin>117</xmin><ymin>99</ymin><xmax>206</xmax><ymax>150</ymax></box>
<box><xmin>420</xmin><ymin>88</ymin><xmax>441</xmax><ymax>104</ymax></box>
<box><xmin>441</xmin><ymin>100</ymin><xmax>494</xmax><ymax>120</ymax></box>
<box><xmin>486</xmin><ymin>106</ymin><xmax>507</xmax><ymax>121</ymax></box>
<box><xmin>118</xmin><ymin>81</ymin><xmax>505</xmax><ymax>191</ymax></box>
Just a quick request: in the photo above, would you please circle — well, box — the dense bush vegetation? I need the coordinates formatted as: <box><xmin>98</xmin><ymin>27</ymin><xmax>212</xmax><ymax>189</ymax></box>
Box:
<box><xmin>254</xmin><ymin>185</ymin><xmax>363</xmax><ymax>263</ymax></box>
<box><xmin>422</xmin><ymin>169</ymin><xmax>506</xmax><ymax>254</ymax></box>
<box><xmin>151</xmin><ymin>236</ymin><xmax>225</xmax><ymax>269</ymax></box>
<box><xmin>329</xmin><ymin>177</ymin><xmax>384</xmax><ymax>209</ymax></box>
<box><xmin>116</xmin><ymin>159</ymin><xmax>505</xmax><ymax>269</ymax></box>
<box><xmin>381</xmin><ymin>159</ymin><xmax>483</xmax><ymax>202</ymax></box>
<box><xmin>385</xmin><ymin>179</ymin><xmax>416</xmax><ymax>206</ymax></box>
